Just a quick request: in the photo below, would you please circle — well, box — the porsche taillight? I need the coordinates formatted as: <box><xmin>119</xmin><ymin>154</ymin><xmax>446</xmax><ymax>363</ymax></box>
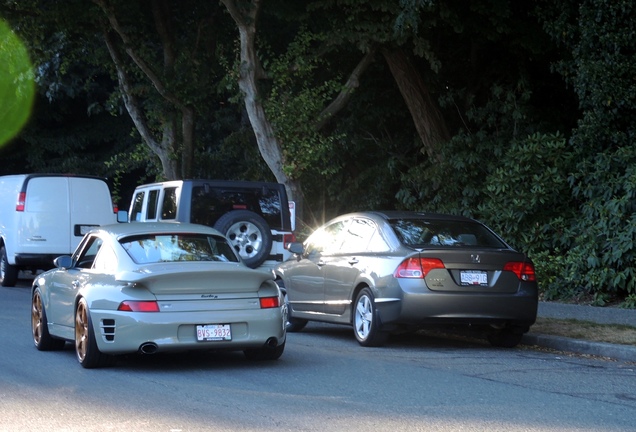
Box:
<box><xmin>394</xmin><ymin>257</ymin><xmax>445</xmax><ymax>278</ymax></box>
<box><xmin>503</xmin><ymin>261</ymin><xmax>536</xmax><ymax>282</ymax></box>
<box><xmin>118</xmin><ymin>301</ymin><xmax>160</xmax><ymax>312</ymax></box>
<box><xmin>259</xmin><ymin>296</ymin><xmax>280</xmax><ymax>309</ymax></box>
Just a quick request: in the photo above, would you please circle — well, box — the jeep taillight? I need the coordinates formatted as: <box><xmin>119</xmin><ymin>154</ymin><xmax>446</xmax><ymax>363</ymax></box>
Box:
<box><xmin>283</xmin><ymin>233</ymin><xmax>296</xmax><ymax>249</ymax></box>
<box><xmin>394</xmin><ymin>257</ymin><xmax>445</xmax><ymax>278</ymax></box>
<box><xmin>503</xmin><ymin>261</ymin><xmax>536</xmax><ymax>282</ymax></box>
<box><xmin>16</xmin><ymin>192</ymin><xmax>26</xmax><ymax>212</ymax></box>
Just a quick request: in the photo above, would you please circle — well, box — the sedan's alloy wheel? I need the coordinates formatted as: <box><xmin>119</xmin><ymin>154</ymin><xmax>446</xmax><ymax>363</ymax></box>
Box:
<box><xmin>353</xmin><ymin>288</ymin><xmax>388</xmax><ymax>347</ymax></box>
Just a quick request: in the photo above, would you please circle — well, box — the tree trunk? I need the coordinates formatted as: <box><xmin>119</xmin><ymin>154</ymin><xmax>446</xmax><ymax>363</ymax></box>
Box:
<box><xmin>382</xmin><ymin>48</ymin><xmax>449</xmax><ymax>162</ymax></box>
<box><xmin>221</xmin><ymin>0</ymin><xmax>304</xmax><ymax>222</ymax></box>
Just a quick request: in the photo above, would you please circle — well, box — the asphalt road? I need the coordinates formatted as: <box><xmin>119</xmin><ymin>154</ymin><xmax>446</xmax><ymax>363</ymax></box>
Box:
<box><xmin>1</xmin><ymin>280</ymin><xmax>636</xmax><ymax>432</ymax></box>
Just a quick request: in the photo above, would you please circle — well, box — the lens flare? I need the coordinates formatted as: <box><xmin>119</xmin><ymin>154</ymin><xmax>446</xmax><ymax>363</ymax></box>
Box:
<box><xmin>0</xmin><ymin>19</ymin><xmax>35</xmax><ymax>147</ymax></box>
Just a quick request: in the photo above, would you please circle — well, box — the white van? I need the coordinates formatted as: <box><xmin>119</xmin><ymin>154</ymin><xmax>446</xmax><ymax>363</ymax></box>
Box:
<box><xmin>0</xmin><ymin>174</ymin><xmax>117</xmax><ymax>286</ymax></box>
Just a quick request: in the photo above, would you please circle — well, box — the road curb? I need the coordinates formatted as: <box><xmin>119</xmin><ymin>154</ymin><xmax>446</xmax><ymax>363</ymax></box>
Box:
<box><xmin>522</xmin><ymin>333</ymin><xmax>636</xmax><ymax>363</ymax></box>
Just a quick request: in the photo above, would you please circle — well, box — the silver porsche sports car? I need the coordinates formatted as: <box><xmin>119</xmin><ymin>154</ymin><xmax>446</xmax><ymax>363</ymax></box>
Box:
<box><xmin>31</xmin><ymin>222</ymin><xmax>286</xmax><ymax>368</ymax></box>
<box><xmin>275</xmin><ymin>211</ymin><xmax>538</xmax><ymax>348</ymax></box>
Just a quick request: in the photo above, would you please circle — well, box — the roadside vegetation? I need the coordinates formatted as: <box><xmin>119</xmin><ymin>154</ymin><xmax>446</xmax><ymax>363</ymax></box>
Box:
<box><xmin>1</xmin><ymin>0</ymin><xmax>634</xmax><ymax>308</ymax></box>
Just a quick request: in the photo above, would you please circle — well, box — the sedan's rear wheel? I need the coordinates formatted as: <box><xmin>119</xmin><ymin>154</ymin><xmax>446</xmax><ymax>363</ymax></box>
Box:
<box><xmin>31</xmin><ymin>289</ymin><xmax>65</xmax><ymax>351</ymax></box>
<box><xmin>75</xmin><ymin>298</ymin><xmax>109</xmax><ymax>368</ymax></box>
<box><xmin>488</xmin><ymin>326</ymin><xmax>524</xmax><ymax>348</ymax></box>
<box><xmin>353</xmin><ymin>288</ymin><xmax>388</xmax><ymax>347</ymax></box>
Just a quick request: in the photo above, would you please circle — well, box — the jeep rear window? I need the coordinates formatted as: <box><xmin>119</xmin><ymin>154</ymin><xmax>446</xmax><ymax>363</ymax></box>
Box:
<box><xmin>190</xmin><ymin>186</ymin><xmax>283</xmax><ymax>230</ymax></box>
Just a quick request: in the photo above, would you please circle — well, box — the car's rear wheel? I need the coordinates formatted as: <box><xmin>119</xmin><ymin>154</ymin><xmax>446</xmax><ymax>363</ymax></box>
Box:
<box><xmin>0</xmin><ymin>246</ymin><xmax>18</xmax><ymax>287</ymax></box>
<box><xmin>279</xmin><ymin>285</ymin><xmax>308</xmax><ymax>332</ymax></box>
<box><xmin>214</xmin><ymin>210</ymin><xmax>273</xmax><ymax>269</ymax></box>
<box><xmin>244</xmin><ymin>341</ymin><xmax>285</xmax><ymax>361</ymax></box>
<box><xmin>487</xmin><ymin>326</ymin><xmax>524</xmax><ymax>348</ymax></box>
<box><xmin>353</xmin><ymin>288</ymin><xmax>389</xmax><ymax>347</ymax></box>
<box><xmin>75</xmin><ymin>298</ymin><xmax>109</xmax><ymax>368</ymax></box>
<box><xmin>31</xmin><ymin>289</ymin><xmax>66</xmax><ymax>351</ymax></box>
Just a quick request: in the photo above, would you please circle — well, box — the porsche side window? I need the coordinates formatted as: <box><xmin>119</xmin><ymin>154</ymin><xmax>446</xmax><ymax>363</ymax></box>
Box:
<box><xmin>75</xmin><ymin>236</ymin><xmax>103</xmax><ymax>269</ymax></box>
<box><xmin>93</xmin><ymin>245</ymin><xmax>118</xmax><ymax>272</ymax></box>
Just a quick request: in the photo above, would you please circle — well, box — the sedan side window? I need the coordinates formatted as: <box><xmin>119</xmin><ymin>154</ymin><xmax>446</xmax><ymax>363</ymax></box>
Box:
<box><xmin>304</xmin><ymin>220</ymin><xmax>347</xmax><ymax>256</ymax></box>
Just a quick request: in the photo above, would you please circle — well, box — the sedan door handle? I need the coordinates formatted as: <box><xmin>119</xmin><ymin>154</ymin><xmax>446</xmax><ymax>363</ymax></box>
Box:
<box><xmin>348</xmin><ymin>258</ymin><xmax>359</xmax><ymax>265</ymax></box>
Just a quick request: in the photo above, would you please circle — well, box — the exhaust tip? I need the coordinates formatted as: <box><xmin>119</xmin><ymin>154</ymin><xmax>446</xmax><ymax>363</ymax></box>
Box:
<box><xmin>139</xmin><ymin>342</ymin><xmax>158</xmax><ymax>355</ymax></box>
<box><xmin>265</xmin><ymin>337</ymin><xmax>278</xmax><ymax>348</ymax></box>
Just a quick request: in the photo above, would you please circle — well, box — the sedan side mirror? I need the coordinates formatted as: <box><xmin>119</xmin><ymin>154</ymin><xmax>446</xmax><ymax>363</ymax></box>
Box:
<box><xmin>288</xmin><ymin>242</ymin><xmax>304</xmax><ymax>255</ymax></box>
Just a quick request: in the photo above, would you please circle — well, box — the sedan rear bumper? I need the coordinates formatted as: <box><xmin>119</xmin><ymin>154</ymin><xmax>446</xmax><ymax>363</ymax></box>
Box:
<box><xmin>376</xmin><ymin>283</ymin><xmax>538</xmax><ymax>329</ymax></box>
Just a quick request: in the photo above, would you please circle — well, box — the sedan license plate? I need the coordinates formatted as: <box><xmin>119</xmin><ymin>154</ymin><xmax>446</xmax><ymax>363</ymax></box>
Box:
<box><xmin>460</xmin><ymin>270</ymin><xmax>488</xmax><ymax>286</ymax></box>
<box><xmin>196</xmin><ymin>324</ymin><xmax>231</xmax><ymax>341</ymax></box>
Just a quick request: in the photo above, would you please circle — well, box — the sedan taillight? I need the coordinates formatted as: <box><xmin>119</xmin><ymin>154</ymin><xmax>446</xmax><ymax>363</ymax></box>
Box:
<box><xmin>503</xmin><ymin>262</ymin><xmax>536</xmax><ymax>282</ymax></box>
<box><xmin>118</xmin><ymin>301</ymin><xmax>160</xmax><ymax>312</ymax></box>
<box><xmin>394</xmin><ymin>257</ymin><xmax>445</xmax><ymax>278</ymax></box>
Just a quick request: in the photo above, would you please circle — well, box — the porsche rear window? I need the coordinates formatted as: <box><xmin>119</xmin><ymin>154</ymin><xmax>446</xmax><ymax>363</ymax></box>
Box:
<box><xmin>389</xmin><ymin>219</ymin><xmax>507</xmax><ymax>248</ymax></box>
<box><xmin>121</xmin><ymin>233</ymin><xmax>239</xmax><ymax>264</ymax></box>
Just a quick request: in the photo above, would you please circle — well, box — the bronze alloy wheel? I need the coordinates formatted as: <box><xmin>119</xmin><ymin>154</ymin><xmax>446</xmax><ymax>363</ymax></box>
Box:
<box><xmin>31</xmin><ymin>291</ymin><xmax>44</xmax><ymax>346</ymax></box>
<box><xmin>75</xmin><ymin>300</ymin><xmax>90</xmax><ymax>363</ymax></box>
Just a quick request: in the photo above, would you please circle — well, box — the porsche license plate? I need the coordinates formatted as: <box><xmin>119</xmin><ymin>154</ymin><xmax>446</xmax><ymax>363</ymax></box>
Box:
<box><xmin>196</xmin><ymin>324</ymin><xmax>231</xmax><ymax>341</ymax></box>
<box><xmin>460</xmin><ymin>270</ymin><xmax>488</xmax><ymax>286</ymax></box>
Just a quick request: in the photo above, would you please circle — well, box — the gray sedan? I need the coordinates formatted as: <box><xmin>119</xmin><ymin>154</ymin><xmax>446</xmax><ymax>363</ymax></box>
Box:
<box><xmin>31</xmin><ymin>222</ymin><xmax>286</xmax><ymax>368</ymax></box>
<box><xmin>275</xmin><ymin>211</ymin><xmax>538</xmax><ymax>347</ymax></box>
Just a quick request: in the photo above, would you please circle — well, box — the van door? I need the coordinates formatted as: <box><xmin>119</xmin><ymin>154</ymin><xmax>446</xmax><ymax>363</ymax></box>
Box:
<box><xmin>68</xmin><ymin>177</ymin><xmax>116</xmax><ymax>251</ymax></box>
<box><xmin>21</xmin><ymin>177</ymin><xmax>71</xmax><ymax>256</ymax></box>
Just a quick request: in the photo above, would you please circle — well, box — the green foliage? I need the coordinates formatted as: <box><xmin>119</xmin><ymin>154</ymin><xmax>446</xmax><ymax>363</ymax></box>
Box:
<box><xmin>396</xmin><ymin>80</ymin><xmax>536</xmax><ymax>216</ymax></box>
<box><xmin>264</xmin><ymin>29</ymin><xmax>345</xmax><ymax>179</ymax></box>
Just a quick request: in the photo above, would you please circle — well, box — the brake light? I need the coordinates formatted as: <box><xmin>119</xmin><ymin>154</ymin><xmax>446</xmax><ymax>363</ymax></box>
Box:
<box><xmin>16</xmin><ymin>192</ymin><xmax>26</xmax><ymax>212</ymax></box>
<box><xmin>113</xmin><ymin>203</ymin><xmax>119</xmax><ymax>213</ymax></box>
<box><xmin>503</xmin><ymin>262</ymin><xmax>536</xmax><ymax>282</ymax></box>
<box><xmin>394</xmin><ymin>257</ymin><xmax>445</xmax><ymax>278</ymax></box>
<box><xmin>283</xmin><ymin>233</ymin><xmax>296</xmax><ymax>249</ymax></box>
<box><xmin>117</xmin><ymin>301</ymin><xmax>160</xmax><ymax>312</ymax></box>
<box><xmin>259</xmin><ymin>296</ymin><xmax>280</xmax><ymax>309</ymax></box>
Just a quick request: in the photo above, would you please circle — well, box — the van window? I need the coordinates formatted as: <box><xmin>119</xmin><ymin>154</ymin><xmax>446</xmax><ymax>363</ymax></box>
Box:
<box><xmin>146</xmin><ymin>190</ymin><xmax>159</xmax><ymax>220</ymax></box>
<box><xmin>130</xmin><ymin>192</ymin><xmax>145</xmax><ymax>222</ymax></box>
<box><xmin>161</xmin><ymin>187</ymin><xmax>177</xmax><ymax>220</ymax></box>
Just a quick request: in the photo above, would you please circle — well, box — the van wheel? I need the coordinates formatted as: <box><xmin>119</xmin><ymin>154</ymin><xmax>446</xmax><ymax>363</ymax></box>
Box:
<box><xmin>214</xmin><ymin>210</ymin><xmax>273</xmax><ymax>268</ymax></box>
<box><xmin>0</xmin><ymin>246</ymin><xmax>19</xmax><ymax>287</ymax></box>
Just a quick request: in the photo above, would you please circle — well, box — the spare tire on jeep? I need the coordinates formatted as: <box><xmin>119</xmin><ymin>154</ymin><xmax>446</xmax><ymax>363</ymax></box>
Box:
<box><xmin>214</xmin><ymin>210</ymin><xmax>273</xmax><ymax>268</ymax></box>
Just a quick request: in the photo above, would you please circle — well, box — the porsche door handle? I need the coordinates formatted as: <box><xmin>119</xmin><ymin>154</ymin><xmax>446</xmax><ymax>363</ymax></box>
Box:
<box><xmin>317</xmin><ymin>260</ymin><xmax>326</xmax><ymax>267</ymax></box>
<box><xmin>72</xmin><ymin>280</ymin><xmax>80</xmax><ymax>289</ymax></box>
<box><xmin>348</xmin><ymin>258</ymin><xmax>359</xmax><ymax>265</ymax></box>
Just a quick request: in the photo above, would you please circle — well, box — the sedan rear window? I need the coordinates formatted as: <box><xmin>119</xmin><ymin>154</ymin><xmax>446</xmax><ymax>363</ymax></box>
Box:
<box><xmin>120</xmin><ymin>233</ymin><xmax>239</xmax><ymax>264</ymax></box>
<box><xmin>388</xmin><ymin>218</ymin><xmax>507</xmax><ymax>248</ymax></box>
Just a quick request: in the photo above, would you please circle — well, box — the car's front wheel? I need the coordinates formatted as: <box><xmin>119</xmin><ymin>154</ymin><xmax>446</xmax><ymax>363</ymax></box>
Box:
<box><xmin>75</xmin><ymin>298</ymin><xmax>110</xmax><ymax>368</ymax></box>
<box><xmin>31</xmin><ymin>289</ymin><xmax>66</xmax><ymax>351</ymax></box>
<box><xmin>280</xmin><ymin>286</ymin><xmax>308</xmax><ymax>332</ymax></box>
<box><xmin>353</xmin><ymin>288</ymin><xmax>389</xmax><ymax>347</ymax></box>
<box><xmin>0</xmin><ymin>246</ymin><xmax>18</xmax><ymax>287</ymax></box>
